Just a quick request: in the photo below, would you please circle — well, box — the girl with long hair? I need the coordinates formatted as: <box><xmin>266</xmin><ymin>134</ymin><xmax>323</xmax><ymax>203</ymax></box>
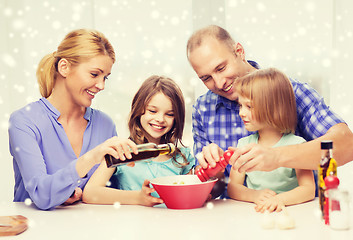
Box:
<box><xmin>83</xmin><ymin>75</ymin><xmax>195</xmax><ymax>206</ymax></box>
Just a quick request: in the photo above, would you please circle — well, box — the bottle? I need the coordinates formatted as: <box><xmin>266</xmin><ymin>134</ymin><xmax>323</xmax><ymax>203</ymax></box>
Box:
<box><xmin>105</xmin><ymin>143</ymin><xmax>175</xmax><ymax>168</ymax></box>
<box><xmin>196</xmin><ymin>150</ymin><xmax>233</xmax><ymax>182</ymax></box>
<box><xmin>328</xmin><ymin>188</ymin><xmax>350</xmax><ymax>230</ymax></box>
<box><xmin>318</xmin><ymin>140</ymin><xmax>337</xmax><ymax>218</ymax></box>
<box><xmin>324</xmin><ymin>175</ymin><xmax>340</xmax><ymax>225</ymax></box>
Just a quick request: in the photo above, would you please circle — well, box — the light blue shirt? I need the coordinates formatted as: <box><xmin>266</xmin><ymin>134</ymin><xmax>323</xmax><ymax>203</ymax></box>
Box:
<box><xmin>238</xmin><ymin>133</ymin><xmax>306</xmax><ymax>193</ymax></box>
<box><xmin>114</xmin><ymin>147</ymin><xmax>195</xmax><ymax>197</ymax></box>
<box><xmin>8</xmin><ymin>98</ymin><xmax>117</xmax><ymax>210</ymax></box>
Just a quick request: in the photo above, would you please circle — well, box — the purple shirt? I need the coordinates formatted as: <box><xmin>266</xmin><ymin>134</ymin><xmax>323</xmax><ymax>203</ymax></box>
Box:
<box><xmin>8</xmin><ymin>98</ymin><xmax>117</xmax><ymax>210</ymax></box>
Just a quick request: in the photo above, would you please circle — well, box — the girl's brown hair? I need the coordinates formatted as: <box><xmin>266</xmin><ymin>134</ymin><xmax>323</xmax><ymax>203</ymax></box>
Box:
<box><xmin>36</xmin><ymin>29</ymin><xmax>115</xmax><ymax>98</ymax></box>
<box><xmin>128</xmin><ymin>75</ymin><xmax>189</xmax><ymax>167</ymax></box>
<box><xmin>235</xmin><ymin>68</ymin><xmax>297</xmax><ymax>134</ymax></box>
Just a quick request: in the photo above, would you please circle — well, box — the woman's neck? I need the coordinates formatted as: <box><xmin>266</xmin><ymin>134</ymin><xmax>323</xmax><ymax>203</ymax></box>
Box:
<box><xmin>47</xmin><ymin>88</ymin><xmax>86</xmax><ymax>123</ymax></box>
<box><xmin>257</xmin><ymin>127</ymin><xmax>283</xmax><ymax>147</ymax></box>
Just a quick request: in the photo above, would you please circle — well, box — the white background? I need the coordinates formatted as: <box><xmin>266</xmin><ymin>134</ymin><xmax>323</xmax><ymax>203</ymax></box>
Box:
<box><xmin>0</xmin><ymin>0</ymin><xmax>352</xmax><ymax>203</ymax></box>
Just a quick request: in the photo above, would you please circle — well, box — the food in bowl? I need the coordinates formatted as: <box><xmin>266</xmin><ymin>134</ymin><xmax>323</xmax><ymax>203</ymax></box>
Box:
<box><xmin>173</xmin><ymin>181</ymin><xmax>185</xmax><ymax>184</ymax></box>
<box><xmin>150</xmin><ymin>175</ymin><xmax>218</xmax><ymax>209</ymax></box>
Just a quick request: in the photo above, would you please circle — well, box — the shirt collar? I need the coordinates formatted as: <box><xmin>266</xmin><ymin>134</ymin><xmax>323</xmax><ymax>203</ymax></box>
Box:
<box><xmin>40</xmin><ymin>97</ymin><xmax>92</xmax><ymax>121</ymax></box>
<box><xmin>215</xmin><ymin>95</ymin><xmax>235</xmax><ymax>110</ymax></box>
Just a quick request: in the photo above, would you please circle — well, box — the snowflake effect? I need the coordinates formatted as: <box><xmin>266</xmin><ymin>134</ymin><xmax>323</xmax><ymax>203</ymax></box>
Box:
<box><xmin>1</xmin><ymin>0</ymin><xmax>353</xmax><ymax>205</ymax></box>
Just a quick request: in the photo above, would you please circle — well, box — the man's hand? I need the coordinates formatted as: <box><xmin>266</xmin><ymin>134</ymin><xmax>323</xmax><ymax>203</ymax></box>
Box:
<box><xmin>197</xmin><ymin>143</ymin><xmax>224</xmax><ymax>168</ymax></box>
<box><xmin>230</xmin><ymin>143</ymin><xmax>280</xmax><ymax>173</ymax></box>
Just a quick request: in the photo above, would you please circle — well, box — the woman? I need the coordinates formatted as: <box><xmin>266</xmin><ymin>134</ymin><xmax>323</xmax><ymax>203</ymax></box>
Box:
<box><xmin>8</xmin><ymin>29</ymin><xmax>126</xmax><ymax>210</ymax></box>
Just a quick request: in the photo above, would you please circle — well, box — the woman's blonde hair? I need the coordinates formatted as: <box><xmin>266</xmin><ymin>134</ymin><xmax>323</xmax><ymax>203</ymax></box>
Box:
<box><xmin>36</xmin><ymin>29</ymin><xmax>115</xmax><ymax>98</ymax></box>
<box><xmin>235</xmin><ymin>68</ymin><xmax>297</xmax><ymax>134</ymax></box>
<box><xmin>128</xmin><ymin>75</ymin><xmax>189</xmax><ymax>167</ymax></box>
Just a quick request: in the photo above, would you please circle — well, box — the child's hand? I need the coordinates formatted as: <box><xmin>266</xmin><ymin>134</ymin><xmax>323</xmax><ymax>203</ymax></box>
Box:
<box><xmin>253</xmin><ymin>189</ymin><xmax>276</xmax><ymax>205</ymax></box>
<box><xmin>138</xmin><ymin>180</ymin><xmax>164</xmax><ymax>207</ymax></box>
<box><xmin>255</xmin><ymin>195</ymin><xmax>284</xmax><ymax>213</ymax></box>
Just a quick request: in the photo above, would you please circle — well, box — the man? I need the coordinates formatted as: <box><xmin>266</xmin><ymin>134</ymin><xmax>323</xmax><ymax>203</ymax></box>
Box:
<box><xmin>187</xmin><ymin>25</ymin><xmax>353</xmax><ymax>184</ymax></box>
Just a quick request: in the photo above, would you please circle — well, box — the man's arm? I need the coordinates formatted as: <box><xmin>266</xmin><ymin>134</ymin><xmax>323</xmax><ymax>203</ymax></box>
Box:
<box><xmin>231</xmin><ymin>123</ymin><xmax>353</xmax><ymax>172</ymax></box>
<box><xmin>279</xmin><ymin>123</ymin><xmax>353</xmax><ymax>169</ymax></box>
<box><xmin>192</xmin><ymin>103</ymin><xmax>211</xmax><ymax>165</ymax></box>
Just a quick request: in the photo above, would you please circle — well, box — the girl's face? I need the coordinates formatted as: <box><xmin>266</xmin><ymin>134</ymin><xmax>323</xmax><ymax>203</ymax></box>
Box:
<box><xmin>238</xmin><ymin>95</ymin><xmax>265</xmax><ymax>132</ymax></box>
<box><xmin>140</xmin><ymin>92</ymin><xmax>175</xmax><ymax>144</ymax></box>
<box><xmin>65</xmin><ymin>55</ymin><xmax>113</xmax><ymax>108</ymax></box>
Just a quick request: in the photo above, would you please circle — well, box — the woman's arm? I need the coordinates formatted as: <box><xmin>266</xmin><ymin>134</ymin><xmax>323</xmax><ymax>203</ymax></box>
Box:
<box><xmin>82</xmin><ymin>162</ymin><xmax>163</xmax><ymax>206</ymax></box>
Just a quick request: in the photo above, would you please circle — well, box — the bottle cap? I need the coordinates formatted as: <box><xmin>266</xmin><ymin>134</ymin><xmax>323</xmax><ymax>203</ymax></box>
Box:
<box><xmin>321</xmin><ymin>140</ymin><xmax>333</xmax><ymax>149</ymax></box>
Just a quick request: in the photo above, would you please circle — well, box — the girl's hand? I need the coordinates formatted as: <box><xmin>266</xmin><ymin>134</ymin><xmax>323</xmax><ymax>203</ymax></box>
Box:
<box><xmin>62</xmin><ymin>187</ymin><xmax>82</xmax><ymax>205</ymax></box>
<box><xmin>253</xmin><ymin>189</ymin><xmax>276</xmax><ymax>207</ymax></box>
<box><xmin>255</xmin><ymin>195</ymin><xmax>284</xmax><ymax>213</ymax></box>
<box><xmin>138</xmin><ymin>180</ymin><xmax>164</xmax><ymax>207</ymax></box>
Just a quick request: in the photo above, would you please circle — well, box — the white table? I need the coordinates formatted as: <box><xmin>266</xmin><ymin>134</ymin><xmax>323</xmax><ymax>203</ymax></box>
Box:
<box><xmin>0</xmin><ymin>198</ymin><xmax>352</xmax><ymax>240</ymax></box>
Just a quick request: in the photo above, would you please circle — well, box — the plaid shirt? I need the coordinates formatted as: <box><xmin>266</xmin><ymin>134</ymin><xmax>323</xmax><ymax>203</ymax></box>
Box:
<box><xmin>192</xmin><ymin>62</ymin><xmax>345</xmax><ymax>178</ymax></box>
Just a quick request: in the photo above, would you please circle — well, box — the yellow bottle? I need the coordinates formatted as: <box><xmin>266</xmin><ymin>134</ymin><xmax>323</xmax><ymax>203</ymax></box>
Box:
<box><xmin>318</xmin><ymin>140</ymin><xmax>337</xmax><ymax>218</ymax></box>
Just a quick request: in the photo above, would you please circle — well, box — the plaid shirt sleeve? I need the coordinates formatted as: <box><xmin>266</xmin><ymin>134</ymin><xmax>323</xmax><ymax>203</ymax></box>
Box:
<box><xmin>192</xmin><ymin>96</ymin><xmax>210</xmax><ymax>164</ymax></box>
<box><xmin>192</xmin><ymin>91</ymin><xmax>246</xmax><ymax>166</ymax></box>
<box><xmin>292</xmin><ymin>79</ymin><xmax>345</xmax><ymax>141</ymax></box>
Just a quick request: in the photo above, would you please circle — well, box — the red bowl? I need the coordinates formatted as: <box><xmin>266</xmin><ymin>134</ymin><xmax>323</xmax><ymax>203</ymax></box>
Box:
<box><xmin>150</xmin><ymin>175</ymin><xmax>218</xmax><ymax>209</ymax></box>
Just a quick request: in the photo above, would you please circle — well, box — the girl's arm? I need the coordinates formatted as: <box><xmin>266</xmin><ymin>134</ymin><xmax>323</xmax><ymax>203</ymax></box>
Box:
<box><xmin>228</xmin><ymin>168</ymin><xmax>276</xmax><ymax>204</ymax></box>
<box><xmin>277</xmin><ymin>169</ymin><xmax>315</xmax><ymax>205</ymax></box>
<box><xmin>82</xmin><ymin>161</ymin><xmax>163</xmax><ymax>206</ymax></box>
<box><xmin>256</xmin><ymin>169</ymin><xmax>315</xmax><ymax>212</ymax></box>
<box><xmin>228</xmin><ymin>168</ymin><xmax>247</xmax><ymax>200</ymax></box>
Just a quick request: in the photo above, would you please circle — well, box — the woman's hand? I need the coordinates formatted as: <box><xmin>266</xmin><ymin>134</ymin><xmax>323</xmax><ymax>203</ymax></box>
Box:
<box><xmin>91</xmin><ymin>137</ymin><xmax>139</xmax><ymax>165</ymax></box>
<box><xmin>138</xmin><ymin>180</ymin><xmax>164</xmax><ymax>207</ymax></box>
<box><xmin>62</xmin><ymin>187</ymin><xmax>82</xmax><ymax>205</ymax></box>
<box><xmin>76</xmin><ymin>137</ymin><xmax>138</xmax><ymax>178</ymax></box>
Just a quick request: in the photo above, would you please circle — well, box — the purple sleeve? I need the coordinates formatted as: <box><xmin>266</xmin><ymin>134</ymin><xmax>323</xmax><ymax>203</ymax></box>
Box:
<box><xmin>9</xmin><ymin>114</ymin><xmax>83</xmax><ymax>210</ymax></box>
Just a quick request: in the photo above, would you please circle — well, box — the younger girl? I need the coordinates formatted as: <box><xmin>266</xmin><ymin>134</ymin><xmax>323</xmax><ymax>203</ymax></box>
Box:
<box><xmin>83</xmin><ymin>75</ymin><xmax>195</xmax><ymax>206</ymax></box>
<box><xmin>227</xmin><ymin>68</ymin><xmax>315</xmax><ymax>212</ymax></box>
